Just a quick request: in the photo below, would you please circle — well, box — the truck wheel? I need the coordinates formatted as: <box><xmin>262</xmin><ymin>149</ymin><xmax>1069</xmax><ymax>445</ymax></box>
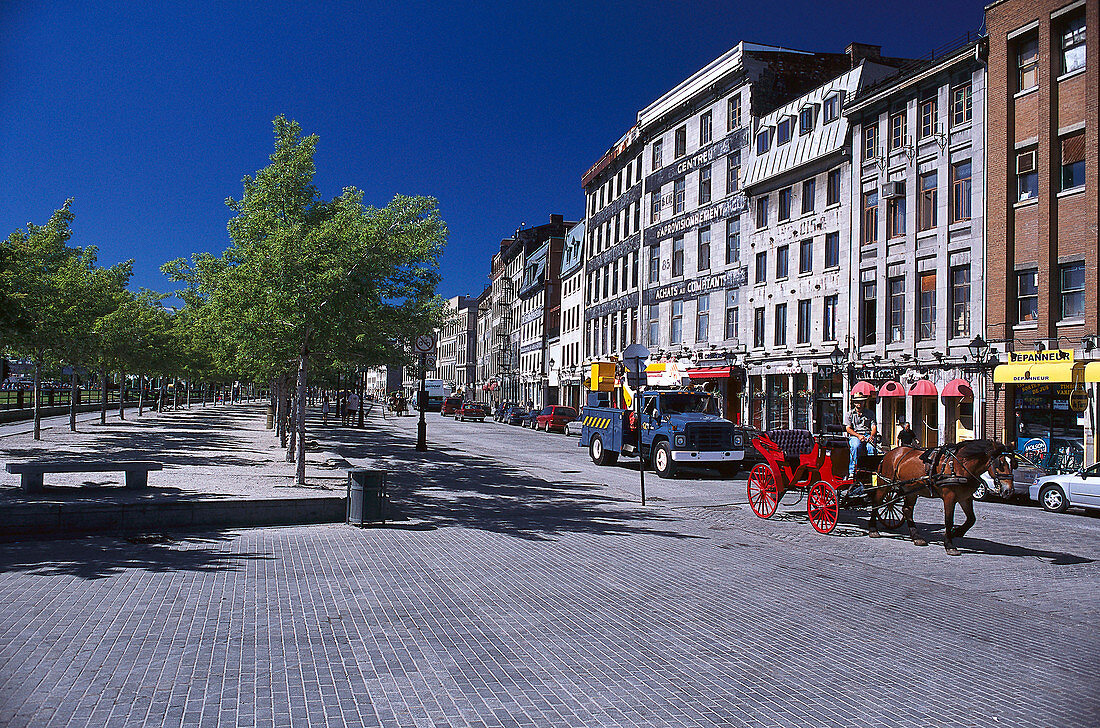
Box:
<box><xmin>589</xmin><ymin>435</ymin><xmax>618</xmax><ymax>466</ymax></box>
<box><xmin>653</xmin><ymin>441</ymin><xmax>677</xmax><ymax>479</ymax></box>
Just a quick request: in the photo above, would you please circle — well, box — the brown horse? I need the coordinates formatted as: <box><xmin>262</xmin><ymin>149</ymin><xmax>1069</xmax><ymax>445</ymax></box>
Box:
<box><xmin>869</xmin><ymin>440</ymin><xmax>1016</xmax><ymax>555</ymax></box>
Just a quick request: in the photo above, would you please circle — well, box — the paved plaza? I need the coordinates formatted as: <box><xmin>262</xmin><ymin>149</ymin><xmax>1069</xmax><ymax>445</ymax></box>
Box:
<box><xmin>1</xmin><ymin>405</ymin><xmax>1098</xmax><ymax>727</ymax></box>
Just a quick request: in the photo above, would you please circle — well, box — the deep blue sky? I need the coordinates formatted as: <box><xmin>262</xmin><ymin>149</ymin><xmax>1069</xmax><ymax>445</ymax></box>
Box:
<box><xmin>1</xmin><ymin>1</ymin><xmax>986</xmax><ymax>301</ymax></box>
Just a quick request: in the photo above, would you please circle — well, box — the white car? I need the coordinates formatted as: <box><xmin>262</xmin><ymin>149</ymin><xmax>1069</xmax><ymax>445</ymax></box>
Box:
<box><xmin>1030</xmin><ymin>463</ymin><xmax>1100</xmax><ymax>513</ymax></box>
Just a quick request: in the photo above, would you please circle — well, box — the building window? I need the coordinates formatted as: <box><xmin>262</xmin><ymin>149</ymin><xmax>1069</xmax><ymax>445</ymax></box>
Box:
<box><xmin>799</xmin><ymin>238</ymin><xmax>813</xmax><ymax>274</ymax></box>
<box><xmin>863</xmin><ymin>124</ymin><xmax>878</xmax><ymax>162</ymax></box>
<box><xmin>797</xmin><ymin>299</ymin><xmax>811</xmax><ymax>344</ymax></box>
<box><xmin>699</xmin><ymin>165</ymin><xmax>712</xmax><ymax>204</ymax></box>
<box><xmin>700</xmin><ymin>110</ymin><xmax>712</xmax><ymax>145</ymax></box>
<box><xmin>1016</xmin><ymin>149</ymin><xmax>1038</xmax><ymax>201</ymax></box>
<box><xmin>951</xmin><ymin>82</ymin><xmax>972</xmax><ymax>125</ymax></box>
<box><xmin>650</xmin><ymin>192</ymin><xmax>660</xmax><ymax>223</ymax></box>
<box><xmin>918</xmin><ymin>271</ymin><xmax>936</xmax><ymax>341</ymax></box>
<box><xmin>728</xmin><ymin>94</ymin><xmax>741</xmax><ymax>131</ymax></box>
<box><xmin>801</xmin><ymin>178</ymin><xmax>815</xmax><ymax>214</ymax></box>
<box><xmin>674</xmin><ymin>126</ymin><xmax>687</xmax><ymax>158</ymax></box>
<box><xmin>778</xmin><ymin>187</ymin><xmax>792</xmax><ymax>221</ymax></box>
<box><xmin>1062</xmin><ymin>13</ymin><xmax>1086</xmax><ymax>74</ymax></box>
<box><xmin>670</xmin><ymin>300</ymin><xmax>683</xmax><ymax>344</ymax></box>
<box><xmin>631</xmin><ymin>250</ymin><xmax>638</xmax><ymax>288</ymax></box>
<box><xmin>918</xmin><ymin>172</ymin><xmax>937</xmax><ymax>231</ymax></box>
<box><xmin>888</xmin><ymin>276</ymin><xmax>906</xmax><ymax>343</ymax></box>
<box><xmin>754</xmin><ymin>196</ymin><xmax>768</xmax><ymax>229</ymax></box>
<box><xmin>827</xmin><ymin>169</ymin><xmax>841</xmax><ymax>205</ymax></box>
<box><xmin>776</xmin><ymin>245</ymin><xmax>789</xmax><ymax>279</ymax></box>
<box><xmin>696</xmin><ymin>294</ymin><xmax>710</xmax><ymax>342</ymax></box>
<box><xmin>919</xmin><ymin>93</ymin><xmax>937</xmax><ymax>139</ymax></box>
<box><xmin>824</xmin><ymin>232</ymin><xmax>839</xmax><ymax>269</ymax></box>
<box><xmin>727</xmin><ymin>150</ymin><xmax>741</xmax><ymax>194</ymax></box>
<box><xmin>1017</xmin><ymin>37</ymin><xmax>1039</xmax><ymax>92</ymax></box>
<box><xmin>725</xmin><ymin>290</ymin><xmax>739</xmax><ymax>340</ymax></box>
<box><xmin>648</xmin><ymin>304</ymin><xmax>660</xmax><ymax>347</ymax></box>
<box><xmin>799</xmin><ymin>107</ymin><xmax>814</xmax><ymax>135</ymax></box>
<box><xmin>756</xmin><ymin>129</ymin><xmax>770</xmax><ymax>154</ymax></box>
<box><xmin>862</xmin><ymin>190</ymin><xmax>878</xmax><ymax>244</ymax></box>
<box><xmin>672</xmin><ymin>236</ymin><xmax>684</xmax><ymax>277</ymax></box>
<box><xmin>823</xmin><ymin>94</ymin><xmax>838</xmax><ymax>123</ymax></box>
<box><xmin>887</xmin><ymin>190</ymin><xmax>906</xmax><ymax>238</ymax></box>
<box><xmin>774</xmin><ymin>303</ymin><xmax>787</xmax><ymax>346</ymax></box>
<box><xmin>1060</xmin><ymin>262</ymin><xmax>1085</xmax><ymax>320</ymax></box>
<box><xmin>951</xmin><ymin>161</ymin><xmax>972</xmax><ymax>223</ymax></box>
<box><xmin>889</xmin><ymin>110</ymin><xmax>906</xmax><ymax>150</ymax></box>
<box><xmin>1017</xmin><ymin>268</ymin><xmax>1039</xmax><ymax>323</ymax></box>
<box><xmin>777</xmin><ymin>117</ymin><xmax>792</xmax><ymax>145</ymax></box>
<box><xmin>823</xmin><ymin>294</ymin><xmax>837</xmax><ymax>341</ymax></box>
<box><xmin>648</xmin><ymin>245</ymin><xmax>659</xmax><ymax>284</ymax></box>
<box><xmin>860</xmin><ymin>281</ymin><xmax>877</xmax><ymax>346</ymax></box>
<box><xmin>755</xmin><ymin>251</ymin><xmax>767</xmax><ymax>284</ymax></box>
<box><xmin>753</xmin><ymin>308</ymin><xmax>765</xmax><ymax>347</ymax></box>
<box><xmin>652</xmin><ymin>139</ymin><xmax>663</xmax><ymax>170</ymax></box>
<box><xmin>950</xmin><ymin>264</ymin><xmax>970</xmax><ymax>338</ymax></box>
<box><xmin>698</xmin><ymin>226</ymin><xmax>711</xmax><ymax>271</ymax></box>
<box><xmin>1061</xmin><ymin>133</ymin><xmax>1086</xmax><ymax>191</ymax></box>
<box><xmin>673</xmin><ymin>178</ymin><xmax>685</xmax><ymax>214</ymax></box>
<box><xmin>726</xmin><ymin>217</ymin><xmax>740</xmax><ymax>264</ymax></box>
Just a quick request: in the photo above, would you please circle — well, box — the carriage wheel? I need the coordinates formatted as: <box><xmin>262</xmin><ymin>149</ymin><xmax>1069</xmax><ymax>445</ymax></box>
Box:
<box><xmin>877</xmin><ymin>484</ymin><xmax>906</xmax><ymax>531</ymax></box>
<box><xmin>807</xmin><ymin>481</ymin><xmax>839</xmax><ymax>534</ymax></box>
<box><xmin>747</xmin><ymin>464</ymin><xmax>779</xmax><ymax>518</ymax></box>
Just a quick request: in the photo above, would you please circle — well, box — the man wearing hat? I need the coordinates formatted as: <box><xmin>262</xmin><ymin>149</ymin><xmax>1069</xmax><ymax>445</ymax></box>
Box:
<box><xmin>846</xmin><ymin>397</ymin><xmax>879</xmax><ymax>495</ymax></box>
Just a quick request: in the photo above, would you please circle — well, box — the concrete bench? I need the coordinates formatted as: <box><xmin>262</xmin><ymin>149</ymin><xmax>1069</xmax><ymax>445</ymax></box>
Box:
<box><xmin>5</xmin><ymin>461</ymin><xmax>163</xmax><ymax>493</ymax></box>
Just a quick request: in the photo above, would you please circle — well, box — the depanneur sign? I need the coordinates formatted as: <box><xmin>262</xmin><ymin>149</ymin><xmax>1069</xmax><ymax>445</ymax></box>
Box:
<box><xmin>1007</xmin><ymin>349</ymin><xmax>1074</xmax><ymax>364</ymax></box>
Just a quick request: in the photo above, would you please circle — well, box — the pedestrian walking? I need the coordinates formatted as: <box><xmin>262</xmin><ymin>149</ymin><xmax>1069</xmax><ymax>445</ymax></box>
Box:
<box><xmin>347</xmin><ymin>392</ymin><xmax>360</xmax><ymax>427</ymax></box>
<box><xmin>322</xmin><ymin>395</ymin><xmax>330</xmax><ymax>426</ymax></box>
<box><xmin>339</xmin><ymin>395</ymin><xmax>347</xmax><ymax>425</ymax></box>
<box><xmin>897</xmin><ymin>421</ymin><xmax>918</xmax><ymax>448</ymax></box>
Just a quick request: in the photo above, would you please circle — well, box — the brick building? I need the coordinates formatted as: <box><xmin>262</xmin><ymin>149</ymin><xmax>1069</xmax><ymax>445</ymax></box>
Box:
<box><xmin>985</xmin><ymin>0</ymin><xmax>1098</xmax><ymax>466</ymax></box>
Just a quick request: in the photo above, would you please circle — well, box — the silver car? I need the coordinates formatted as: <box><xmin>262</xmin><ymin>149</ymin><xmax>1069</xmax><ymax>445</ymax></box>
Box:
<box><xmin>1030</xmin><ymin>463</ymin><xmax>1100</xmax><ymax>513</ymax></box>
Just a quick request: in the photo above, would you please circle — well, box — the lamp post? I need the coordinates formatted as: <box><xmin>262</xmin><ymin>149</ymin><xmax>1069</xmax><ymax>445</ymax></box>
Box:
<box><xmin>623</xmin><ymin>343</ymin><xmax>650</xmax><ymax>506</ymax></box>
<box><xmin>968</xmin><ymin>335</ymin><xmax>991</xmax><ymax>441</ymax></box>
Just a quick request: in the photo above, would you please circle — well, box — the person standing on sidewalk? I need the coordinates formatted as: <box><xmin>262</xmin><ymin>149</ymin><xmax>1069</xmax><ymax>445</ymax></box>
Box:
<box><xmin>322</xmin><ymin>395</ymin><xmax>330</xmax><ymax>426</ymax></box>
<box><xmin>346</xmin><ymin>391</ymin><xmax>360</xmax><ymax>427</ymax></box>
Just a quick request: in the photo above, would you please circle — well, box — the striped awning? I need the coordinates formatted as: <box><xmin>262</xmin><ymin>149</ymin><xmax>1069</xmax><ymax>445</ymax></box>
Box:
<box><xmin>688</xmin><ymin>366</ymin><xmax>734</xmax><ymax>379</ymax></box>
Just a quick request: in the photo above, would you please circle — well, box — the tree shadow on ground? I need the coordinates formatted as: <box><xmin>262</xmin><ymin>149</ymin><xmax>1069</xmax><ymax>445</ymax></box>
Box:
<box><xmin>0</xmin><ymin>531</ymin><xmax>271</xmax><ymax>580</ymax></box>
<box><xmin>319</xmin><ymin>421</ymin><xmax>703</xmax><ymax>543</ymax></box>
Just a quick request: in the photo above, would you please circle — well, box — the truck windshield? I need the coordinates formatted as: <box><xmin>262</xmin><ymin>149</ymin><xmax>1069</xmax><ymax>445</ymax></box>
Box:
<box><xmin>660</xmin><ymin>393</ymin><xmax>717</xmax><ymax>415</ymax></box>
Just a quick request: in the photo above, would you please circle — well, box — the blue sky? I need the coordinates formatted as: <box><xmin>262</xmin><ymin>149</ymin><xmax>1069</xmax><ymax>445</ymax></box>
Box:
<box><xmin>1</xmin><ymin>1</ymin><xmax>986</xmax><ymax>301</ymax></box>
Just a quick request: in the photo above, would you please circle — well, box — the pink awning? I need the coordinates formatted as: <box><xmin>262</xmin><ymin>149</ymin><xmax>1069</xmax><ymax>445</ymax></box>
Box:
<box><xmin>878</xmin><ymin>380</ymin><xmax>905</xmax><ymax>398</ymax></box>
<box><xmin>851</xmin><ymin>381</ymin><xmax>878</xmax><ymax>397</ymax></box>
<box><xmin>909</xmin><ymin>379</ymin><xmax>938</xmax><ymax>397</ymax></box>
<box><xmin>941</xmin><ymin>378</ymin><xmax>974</xmax><ymax>399</ymax></box>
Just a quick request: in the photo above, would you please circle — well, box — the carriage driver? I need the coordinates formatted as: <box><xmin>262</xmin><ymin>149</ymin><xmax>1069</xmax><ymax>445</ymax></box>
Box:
<box><xmin>845</xmin><ymin>397</ymin><xmax>879</xmax><ymax>495</ymax></box>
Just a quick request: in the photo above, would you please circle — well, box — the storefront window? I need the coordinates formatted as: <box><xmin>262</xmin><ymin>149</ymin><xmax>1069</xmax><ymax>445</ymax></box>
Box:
<box><xmin>1014</xmin><ymin>383</ymin><xmax>1083</xmax><ymax>469</ymax></box>
<box><xmin>766</xmin><ymin>374</ymin><xmax>790</xmax><ymax>430</ymax></box>
<box><xmin>813</xmin><ymin>374</ymin><xmax>843</xmax><ymax>434</ymax></box>
<box><xmin>750</xmin><ymin>375</ymin><xmax>765</xmax><ymax>430</ymax></box>
<box><xmin>793</xmin><ymin>374</ymin><xmax>809</xmax><ymax>429</ymax></box>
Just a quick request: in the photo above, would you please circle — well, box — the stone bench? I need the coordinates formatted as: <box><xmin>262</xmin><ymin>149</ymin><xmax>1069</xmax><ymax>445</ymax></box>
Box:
<box><xmin>5</xmin><ymin>461</ymin><xmax>163</xmax><ymax>493</ymax></box>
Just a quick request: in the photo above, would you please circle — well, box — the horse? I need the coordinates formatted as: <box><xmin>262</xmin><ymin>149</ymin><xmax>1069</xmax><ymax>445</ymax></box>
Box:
<box><xmin>869</xmin><ymin>440</ymin><xmax>1017</xmax><ymax>555</ymax></box>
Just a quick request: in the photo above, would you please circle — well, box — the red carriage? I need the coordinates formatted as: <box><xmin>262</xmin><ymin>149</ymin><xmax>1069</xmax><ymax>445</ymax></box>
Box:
<box><xmin>745</xmin><ymin>428</ymin><xmax>904</xmax><ymax>534</ymax></box>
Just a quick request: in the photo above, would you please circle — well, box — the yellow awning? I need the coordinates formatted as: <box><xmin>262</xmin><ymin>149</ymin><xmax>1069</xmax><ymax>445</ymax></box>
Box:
<box><xmin>1086</xmin><ymin>362</ymin><xmax>1100</xmax><ymax>383</ymax></box>
<box><xmin>993</xmin><ymin>361</ymin><xmax>1084</xmax><ymax>384</ymax></box>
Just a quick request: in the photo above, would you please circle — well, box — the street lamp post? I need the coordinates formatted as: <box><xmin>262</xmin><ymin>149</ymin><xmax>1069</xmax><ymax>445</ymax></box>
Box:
<box><xmin>968</xmin><ymin>336</ymin><xmax>991</xmax><ymax>441</ymax></box>
<box><xmin>623</xmin><ymin>343</ymin><xmax>650</xmax><ymax>506</ymax></box>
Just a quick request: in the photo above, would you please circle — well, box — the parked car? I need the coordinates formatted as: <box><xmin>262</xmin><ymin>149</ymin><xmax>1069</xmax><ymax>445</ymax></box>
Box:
<box><xmin>440</xmin><ymin>397</ymin><xmax>463</xmax><ymax>416</ymax></box>
<box><xmin>494</xmin><ymin>403</ymin><xmax>516</xmax><ymax>422</ymax></box>
<box><xmin>521</xmin><ymin>409</ymin><xmax>541</xmax><ymax>428</ymax></box>
<box><xmin>565</xmin><ymin>414</ymin><xmax>585</xmax><ymax>436</ymax></box>
<box><xmin>506</xmin><ymin>407</ymin><xmax>528</xmax><ymax>425</ymax></box>
<box><xmin>1030</xmin><ymin>462</ymin><xmax>1100</xmax><ymax>513</ymax></box>
<box><xmin>455</xmin><ymin>402</ymin><xmax>488</xmax><ymax>422</ymax></box>
<box><xmin>535</xmin><ymin>405</ymin><xmax>578</xmax><ymax>432</ymax></box>
<box><xmin>976</xmin><ymin>451</ymin><xmax>1045</xmax><ymax>501</ymax></box>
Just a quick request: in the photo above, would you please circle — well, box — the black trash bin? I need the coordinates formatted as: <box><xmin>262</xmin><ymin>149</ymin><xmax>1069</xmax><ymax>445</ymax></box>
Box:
<box><xmin>347</xmin><ymin>468</ymin><xmax>386</xmax><ymax>525</ymax></box>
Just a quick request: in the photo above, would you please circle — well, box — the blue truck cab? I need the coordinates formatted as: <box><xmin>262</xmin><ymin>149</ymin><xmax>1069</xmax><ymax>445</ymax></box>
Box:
<box><xmin>579</xmin><ymin>389</ymin><xmax>746</xmax><ymax>478</ymax></box>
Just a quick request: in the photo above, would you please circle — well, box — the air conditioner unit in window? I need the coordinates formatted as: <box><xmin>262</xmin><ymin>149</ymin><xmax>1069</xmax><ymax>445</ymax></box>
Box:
<box><xmin>1016</xmin><ymin>150</ymin><xmax>1037</xmax><ymax>174</ymax></box>
<box><xmin>881</xmin><ymin>181</ymin><xmax>905</xmax><ymax>199</ymax></box>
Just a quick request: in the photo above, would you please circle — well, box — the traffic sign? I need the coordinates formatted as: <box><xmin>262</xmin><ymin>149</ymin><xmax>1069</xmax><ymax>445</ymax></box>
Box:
<box><xmin>413</xmin><ymin>334</ymin><xmax>436</xmax><ymax>354</ymax></box>
<box><xmin>423</xmin><ymin>354</ymin><xmax>437</xmax><ymax>370</ymax></box>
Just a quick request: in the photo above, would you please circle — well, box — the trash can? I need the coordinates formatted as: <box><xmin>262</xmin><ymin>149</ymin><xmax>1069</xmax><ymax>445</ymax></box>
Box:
<box><xmin>347</xmin><ymin>468</ymin><xmax>386</xmax><ymax>525</ymax></box>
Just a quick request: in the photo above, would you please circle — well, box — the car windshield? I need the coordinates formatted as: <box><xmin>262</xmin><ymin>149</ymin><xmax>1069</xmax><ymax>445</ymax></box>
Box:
<box><xmin>659</xmin><ymin>393</ymin><xmax>718</xmax><ymax>415</ymax></box>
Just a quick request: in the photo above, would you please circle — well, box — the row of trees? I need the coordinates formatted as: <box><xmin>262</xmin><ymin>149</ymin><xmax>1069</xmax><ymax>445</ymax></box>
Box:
<box><xmin>2</xmin><ymin>116</ymin><xmax>448</xmax><ymax>485</ymax></box>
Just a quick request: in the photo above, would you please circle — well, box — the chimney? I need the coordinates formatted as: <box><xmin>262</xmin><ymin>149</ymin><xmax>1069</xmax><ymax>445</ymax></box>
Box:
<box><xmin>846</xmin><ymin>42</ymin><xmax>882</xmax><ymax>68</ymax></box>
<box><xmin>550</xmin><ymin>213</ymin><xmax>563</xmax><ymax>226</ymax></box>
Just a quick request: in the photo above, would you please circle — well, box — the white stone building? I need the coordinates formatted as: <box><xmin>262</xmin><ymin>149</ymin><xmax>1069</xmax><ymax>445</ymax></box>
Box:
<box><xmin>555</xmin><ymin>222</ymin><xmax>585</xmax><ymax>408</ymax></box>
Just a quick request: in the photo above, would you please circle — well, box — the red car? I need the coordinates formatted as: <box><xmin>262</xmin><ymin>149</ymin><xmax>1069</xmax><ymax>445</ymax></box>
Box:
<box><xmin>440</xmin><ymin>397</ymin><xmax>463</xmax><ymax>416</ymax></box>
<box><xmin>455</xmin><ymin>402</ymin><xmax>488</xmax><ymax>422</ymax></box>
<box><xmin>534</xmin><ymin>405</ymin><xmax>578</xmax><ymax>432</ymax></box>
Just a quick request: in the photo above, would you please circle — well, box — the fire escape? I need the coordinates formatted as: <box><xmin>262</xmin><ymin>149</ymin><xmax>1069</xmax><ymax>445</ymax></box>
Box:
<box><xmin>496</xmin><ymin>278</ymin><xmax>515</xmax><ymax>401</ymax></box>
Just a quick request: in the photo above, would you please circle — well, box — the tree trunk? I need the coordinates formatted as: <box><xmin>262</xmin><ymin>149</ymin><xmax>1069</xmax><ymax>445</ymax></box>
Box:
<box><xmin>173</xmin><ymin>379</ymin><xmax>179</xmax><ymax>410</ymax></box>
<box><xmin>358</xmin><ymin>371</ymin><xmax>365</xmax><ymax>428</ymax></box>
<box><xmin>186</xmin><ymin>379</ymin><xmax>191</xmax><ymax>409</ymax></box>
<box><xmin>119</xmin><ymin>372</ymin><xmax>126</xmax><ymax>420</ymax></box>
<box><xmin>99</xmin><ymin>367</ymin><xmax>108</xmax><ymax>425</ymax></box>
<box><xmin>32</xmin><ymin>359</ymin><xmax>42</xmax><ymax>440</ymax></box>
<box><xmin>69</xmin><ymin>370</ymin><xmax>79</xmax><ymax>431</ymax></box>
<box><xmin>202</xmin><ymin>382</ymin><xmax>207</xmax><ymax>407</ymax></box>
<box><xmin>295</xmin><ymin>350</ymin><xmax>308</xmax><ymax>484</ymax></box>
<box><xmin>286</xmin><ymin>385</ymin><xmax>296</xmax><ymax>462</ymax></box>
<box><xmin>138</xmin><ymin>375</ymin><xmax>145</xmax><ymax>416</ymax></box>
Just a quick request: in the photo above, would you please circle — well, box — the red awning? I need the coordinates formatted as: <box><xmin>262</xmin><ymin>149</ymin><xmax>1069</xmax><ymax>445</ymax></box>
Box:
<box><xmin>878</xmin><ymin>380</ymin><xmax>905</xmax><ymax>398</ymax></box>
<box><xmin>941</xmin><ymin>378</ymin><xmax>974</xmax><ymax>399</ymax></box>
<box><xmin>851</xmin><ymin>381</ymin><xmax>878</xmax><ymax>397</ymax></box>
<box><xmin>909</xmin><ymin>379</ymin><xmax>938</xmax><ymax>397</ymax></box>
<box><xmin>687</xmin><ymin>366</ymin><xmax>734</xmax><ymax>379</ymax></box>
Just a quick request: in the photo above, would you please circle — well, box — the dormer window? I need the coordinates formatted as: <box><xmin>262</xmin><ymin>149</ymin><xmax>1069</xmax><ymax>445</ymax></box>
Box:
<box><xmin>756</xmin><ymin>129</ymin><xmax>771</xmax><ymax>154</ymax></box>
<box><xmin>799</xmin><ymin>107</ymin><xmax>815</xmax><ymax>135</ymax></box>
<box><xmin>777</xmin><ymin>117</ymin><xmax>792</xmax><ymax>145</ymax></box>
<box><xmin>823</xmin><ymin>94</ymin><xmax>839</xmax><ymax>123</ymax></box>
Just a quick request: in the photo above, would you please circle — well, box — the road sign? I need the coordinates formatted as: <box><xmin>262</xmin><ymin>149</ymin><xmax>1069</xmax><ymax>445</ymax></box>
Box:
<box><xmin>423</xmin><ymin>354</ymin><xmax>437</xmax><ymax>370</ymax></box>
<box><xmin>413</xmin><ymin>334</ymin><xmax>436</xmax><ymax>354</ymax></box>
<box><xmin>1069</xmin><ymin>389</ymin><xmax>1088</xmax><ymax>413</ymax></box>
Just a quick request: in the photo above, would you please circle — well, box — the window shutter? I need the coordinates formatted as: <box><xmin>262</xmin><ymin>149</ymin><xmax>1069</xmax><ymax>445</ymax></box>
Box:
<box><xmin>1062</xmin><ymin>134</ymin><xmax>1085</xmax><ymax>165</ymax></box>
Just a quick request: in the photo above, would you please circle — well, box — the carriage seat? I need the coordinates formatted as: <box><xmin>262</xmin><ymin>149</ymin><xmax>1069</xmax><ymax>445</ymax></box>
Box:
<box><xmin>767</xmin><ymin>429</ymin><xmax>815</xmax><ymax>466</ymax></box>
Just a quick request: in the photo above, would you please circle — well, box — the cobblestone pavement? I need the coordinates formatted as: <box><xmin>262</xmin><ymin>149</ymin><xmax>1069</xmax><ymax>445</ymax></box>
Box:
<box><xmin>1</xmin><ymin>409</ymin><xmax>1098</xmax><ymax>727</ymax></box>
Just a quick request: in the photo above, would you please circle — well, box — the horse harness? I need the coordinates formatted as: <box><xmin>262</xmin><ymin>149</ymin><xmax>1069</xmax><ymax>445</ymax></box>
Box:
<box><xmin>884</xmin><ymin>444</ymin><xmax>981</xmax><ymax>496</ymax></box>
